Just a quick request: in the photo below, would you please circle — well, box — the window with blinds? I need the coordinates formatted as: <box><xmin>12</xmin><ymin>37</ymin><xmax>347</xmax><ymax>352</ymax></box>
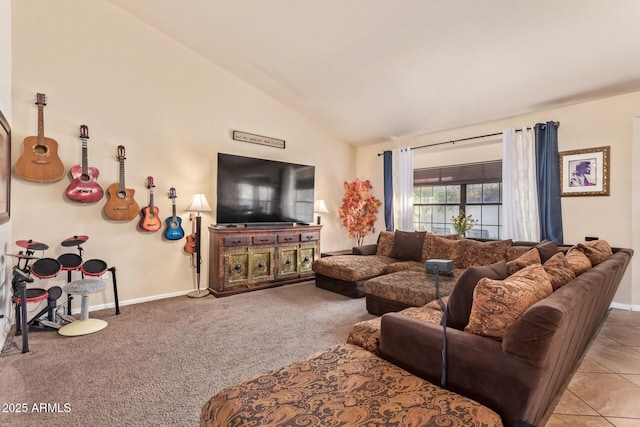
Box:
<box><xmin>413</xmin><ymin>160</ymin><xmax>502</xmax><ymax>239</ymax></box>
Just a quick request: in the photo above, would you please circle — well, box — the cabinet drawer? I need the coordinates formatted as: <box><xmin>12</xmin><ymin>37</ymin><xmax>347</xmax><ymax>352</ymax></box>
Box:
<box><xmin>223</xmin><ymin>236</ymin><xmax>251</xmax><ymax>247</ymax></box>
<box><xmin>300</xmin><ymin>232</ymin><xmax>320</xmax><ymax>242</ymax></box>
<box><xmin>278</xmin><ymin>234</ymin><xmax>300</xmax><ymax>244</ymax></box>
<box><xmin>253</xmin><ymin>235</ymin><xmax>276</xmax><ymax>245</ymax></box>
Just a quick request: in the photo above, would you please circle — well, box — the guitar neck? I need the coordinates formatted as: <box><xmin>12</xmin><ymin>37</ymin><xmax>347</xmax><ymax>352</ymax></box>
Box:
<box><xmin>81</xmin><ymin>139</ymin><xmax>89</xmax><ymax>175</ymax></box>
<box><xmin>172</xmin><ymin>201</ymin><xmax>177</xmax><ymax>220</ymax></box>
<box><xmin>37</xmin><ymin>104</ymin><xmax>45</xmax><ymax>144</ymax></box>
<box><xmin>119</xmin><ymin>159</ymin><xmax>126</xmax><ymax>192</ymax></box>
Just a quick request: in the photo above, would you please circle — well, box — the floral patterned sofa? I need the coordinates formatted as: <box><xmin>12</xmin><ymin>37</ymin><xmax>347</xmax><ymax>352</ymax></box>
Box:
<box><xmin>312</xmin><ymin>230</ymin><xmax>465</xmax><ymax>298</ymax></box>
<box><xmin>202</xmin><ymin>240</ymin><xmax>632</xmax><ymax>426</ymax></box>
<box><xmin>313</xmin><ymin>230</ymin><xmax>542</xmax><ymax>315</ymax></box>
<box><xmin>200</xmin><ymin>343</ymin><xmax>503</xmax><ymax>426</ymax></box>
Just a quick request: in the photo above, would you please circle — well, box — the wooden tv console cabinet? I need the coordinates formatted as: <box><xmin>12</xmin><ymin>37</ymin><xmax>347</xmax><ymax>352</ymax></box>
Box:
<box><xmin>208</xmin><ymin>224</ymin><xmax>321</xmax><ymax>297</ymax></box>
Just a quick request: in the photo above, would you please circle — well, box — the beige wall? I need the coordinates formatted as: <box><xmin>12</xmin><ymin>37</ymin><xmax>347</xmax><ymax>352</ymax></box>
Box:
<box><xmin>0</xmin><ymin>0</ymin><xmax>12</xmax><ymax>343</ymax></box>
<box><xmin>6</xmin><ymin>0</ymin><xmax>639</xmax><ymax>315</ymax></box>
<box><xmin>357</xmin><ymin>92</ymin><xmax>640</xmax><ymax>309</ymax></box>
<box><xmin>8</xmin><ymin>0</ymin><xmax>355</xmax><ymax>311</ymax></box>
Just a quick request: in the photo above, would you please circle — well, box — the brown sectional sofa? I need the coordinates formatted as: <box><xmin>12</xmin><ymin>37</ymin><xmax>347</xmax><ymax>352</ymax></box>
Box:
<box><xmin>380</xmin><ymin>246</ymin><xmax>632</xmax><ymax>425</ymax></box>
<box><xmin>312</xmin><ymin>230</ymin><xmax>466</xmax><ymax>299</ymax></box>
<box><xmin>313</xmin><ymin>230</ymin><xmax>539</xmax><ymax>315</ymax></box>
<box><xmin>201</xmin><ymin>235</ymin><xmax>632</xmax><ymax>426</ymax></box>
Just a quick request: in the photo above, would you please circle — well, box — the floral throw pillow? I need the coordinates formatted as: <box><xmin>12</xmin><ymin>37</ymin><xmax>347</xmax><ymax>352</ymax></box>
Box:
<box><xmin>506</xmin><ymin>248</ymin><xmax>541</xmax><ymax>275</ymax></box>
<box><xmin>462</xmin><ymin>239</ymin><xmax>512</xmax><ymax>268</ymax></box>
<box><xmin>421</xmin><ymin>233</ymin><xmax>462</xmax><ymax>261</ymax></box>
<box><xmin>424</xmin><ymin>234</ymin><xmax>468</xmax><ymax>268</ymax></box>
<box><xmin>574</xmin><ymin>240</ymin><xmax>613</xmax><ymax>266</ymax></box>
<box><xmin>445</xmin><ymin>260</ymin><xmax>509</xmax><ymax>331</ymax></box>
<box><xmin>376</xmin><ymin>231</ymin><xmax>395</xmax><ymax>257</ymax></box>
<box><xmin>565</xmin><ymin>247</ymin><xmax>593</xmax><ymax>276</ymax></box>
<box><xmin>543</xmin><ymin>252</ymin><xmax>576</xmax><ymax>290</ymax></box>
<box><xmin>465</xmin><ymin>263</ymin><xmax>553</xmax><ymax>339</ymax></box>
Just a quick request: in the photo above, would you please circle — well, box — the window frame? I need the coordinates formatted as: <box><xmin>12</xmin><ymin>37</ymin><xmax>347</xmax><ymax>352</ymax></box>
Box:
<box><xmin>413</xmin><ymin>161</ymin><xmax>502</xmax><ymax>238</ymax></box>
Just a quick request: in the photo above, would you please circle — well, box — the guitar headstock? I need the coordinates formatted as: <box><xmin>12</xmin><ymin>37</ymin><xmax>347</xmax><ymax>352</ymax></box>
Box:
<box><xmin>189</xmin><ymin>212</ymin><xmax>196</xmax><ymax>221</ymax></box>
<box><xmin>80</xmin><ymin>125</ymin><xmax>89</xmax><ymax>140</ymax></box>
<box><xmin>147</xmin><ymin>176</ymin><xmax>155</xmax><ymax>189</ymax></box>
<box><xmin>117</xmin><ymin>145</ymin><xmax>126</xmax><ymax>161</ymax></box>
<box><xmin>169</xmin><ymin>187</ymin><xmax>177</xmax><ymax>199</ymax></box>
<box><xmin>35</xmin><ymin>93</ymin><xmax>47</xmax><ymax>106</ymax></box>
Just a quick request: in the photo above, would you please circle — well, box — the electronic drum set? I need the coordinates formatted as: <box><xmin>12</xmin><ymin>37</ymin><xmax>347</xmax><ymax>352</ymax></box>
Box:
<box><xmin>9</xmin><ymin>235</ymin><xmax>119</xmax><ymax>353</ymax></box>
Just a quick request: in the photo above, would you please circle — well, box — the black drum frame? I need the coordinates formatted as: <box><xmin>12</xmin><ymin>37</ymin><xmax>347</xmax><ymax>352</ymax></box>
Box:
<box><xmin>9</xmin><ymin>237</ymin><xmax>121</xmax><ymax>353</ymax></box>
<box><xmin>54</xmin><ymin>238</ymin><xmax>120</xmax><ymax>316</ymax></box>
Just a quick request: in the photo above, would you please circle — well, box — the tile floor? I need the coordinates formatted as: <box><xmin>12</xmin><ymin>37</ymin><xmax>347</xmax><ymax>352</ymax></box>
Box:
<box><xmin>545</xmin><ymin>309</ymin><xmax>640</xmax><ymax>426</ymax></box>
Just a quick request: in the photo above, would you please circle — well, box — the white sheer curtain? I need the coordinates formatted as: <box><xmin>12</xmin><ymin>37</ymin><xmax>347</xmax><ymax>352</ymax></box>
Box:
<box><xmin>393</xmin><ymin>147</ymin><xmax>414</xmax><ymax>231</ymax></box>
<box><xmin>502</xmin><ymin>127</ymin><xmax>540</xmax><ymax>241</ymax></box>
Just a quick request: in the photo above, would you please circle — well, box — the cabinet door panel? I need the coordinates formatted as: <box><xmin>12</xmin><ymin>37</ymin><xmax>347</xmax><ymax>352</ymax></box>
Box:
<box><xmin>224</xmin><ymin>250</ymin><xmax>249</xmax><ymax>287</ymax></box>
<box><xmin>299</xmin><ymin>244</ymin><xmax>317</xmax><ymax>275</ymax></box>
<box><xmin>249</xmin><ymin>248</ymin><xmax>275</xmax><ymax>283</ymax></box>
<box><xmin>278</xmin><ymin>246</ymin><xmax>299</xmax><ymax>278</ymax></box>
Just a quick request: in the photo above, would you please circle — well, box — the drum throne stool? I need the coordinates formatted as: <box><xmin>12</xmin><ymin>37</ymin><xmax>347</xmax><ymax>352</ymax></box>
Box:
<box><xmin>58</xmin><ymin>278</ymin><xmax>107</xmax><ymax>336</ymax></box>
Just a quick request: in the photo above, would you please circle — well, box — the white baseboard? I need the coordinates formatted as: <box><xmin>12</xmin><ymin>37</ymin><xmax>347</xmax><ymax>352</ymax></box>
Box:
<box><xmin>0</xmin><ymin>289</ymin><xmax>193</xmax><ymax>349</ymax></box>
<box><xmin>73</xmin><ymin>289</ymin><xmax>193</xmax><ymax>315</ymax></box>
<box><xmin>610</xmin><ymin>302</ymin><xmax>640</xmax><ymax>311</ymax></box>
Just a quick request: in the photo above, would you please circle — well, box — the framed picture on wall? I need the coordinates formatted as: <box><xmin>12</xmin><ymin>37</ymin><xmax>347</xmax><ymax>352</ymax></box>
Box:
<box><xmin>559</xmin><ymin>146</ymin><xmax>610</xmax><ymax>197</ymax></box>
<box><xmin>0</xmin><ymin>109</ymin><xmax>10</xmax><ymax>223</ymax></box>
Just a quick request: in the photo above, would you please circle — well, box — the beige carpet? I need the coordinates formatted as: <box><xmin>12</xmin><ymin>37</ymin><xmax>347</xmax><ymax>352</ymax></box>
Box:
<box><xmin>0</xmin><ymin>281</ymin><xmax>375</xmax><ymax>426</ymax></box>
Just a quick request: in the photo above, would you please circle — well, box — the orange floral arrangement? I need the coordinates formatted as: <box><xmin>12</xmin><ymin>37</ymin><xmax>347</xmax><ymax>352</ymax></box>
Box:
<box><xmin>338</xmin><ymin>179</ymin><xmax>382</xmax><ymax>246</ymax></box>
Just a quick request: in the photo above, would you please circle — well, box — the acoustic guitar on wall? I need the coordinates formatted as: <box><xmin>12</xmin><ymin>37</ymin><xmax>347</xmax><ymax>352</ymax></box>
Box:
<box><xmin>15</xmin><ymin>93</ymin><xmax>65</xmax><ymax>182</ymax></box>
<box><xmin>65</xmin><ymin>125</ymin><xmax>104</xmax><ymax>203</ymax></box>
<box><xmin>184</xmin><ymin>212</ymin><xmax>197</xmax><ymax>253</ymax></box>
<box><xmin>164</xmin><ymin>188</ymin><xmax>185</xmax><ymax>240</ymax></box>
<box><xmin>140</xmin><ymin>176</ymin><xmax>162</xmax><ymax>232</ymax></box>
<box><xmin>104</xmin><ymin>145</ymin><xmax>140</xmax><ymax>221</ymax></box>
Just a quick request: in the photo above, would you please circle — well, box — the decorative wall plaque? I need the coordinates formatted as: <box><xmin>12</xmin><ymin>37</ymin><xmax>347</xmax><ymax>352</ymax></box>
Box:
<box><xmin>232</xmin><ymin>130</ymin><xmax>285</xmax><ymax>149</ymax></box>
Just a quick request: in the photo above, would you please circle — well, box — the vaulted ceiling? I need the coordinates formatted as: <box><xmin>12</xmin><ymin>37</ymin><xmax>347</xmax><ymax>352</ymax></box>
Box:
<box><xmin>108</xmin><ymin>0</ymin><xmax>640</xmax><ymax>145</ymax></box>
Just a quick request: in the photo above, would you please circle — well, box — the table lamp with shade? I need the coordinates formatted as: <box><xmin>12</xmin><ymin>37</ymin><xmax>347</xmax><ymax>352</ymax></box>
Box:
<box><xmin>314</xmin><ymin>199</ymin><xmax>329</xmax><ymax>225</ymax></box>
<box><xmin>187</xmin><ymin>194</ymin><xmax>212</xmax><ymax>298</ymax></box>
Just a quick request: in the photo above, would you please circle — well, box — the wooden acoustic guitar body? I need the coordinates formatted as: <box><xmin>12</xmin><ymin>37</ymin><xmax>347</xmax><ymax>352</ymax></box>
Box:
<box><xmin>15</xmin><ymin>136</ymin><xmax>65</xmax><ymax>183</ymax></box>
<box><xmin>184</xmin><ymin>212</ymin><xmax>197</xmax><ymax>253</ymax></box>
<box><xmin>184</xmin><ymin>233</ymin><xmax>196</xmax><ymax>253</ymax></box>
<box><xmin>104</xmin><ymin>183</ymin><xmax>140</xmax><ymax>221</ymax></box>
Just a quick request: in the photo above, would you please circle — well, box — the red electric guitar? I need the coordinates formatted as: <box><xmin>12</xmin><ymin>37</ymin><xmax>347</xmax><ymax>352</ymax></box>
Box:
<box><xmin>65</xmin><ymin>125</ymin><xmax>104</xmax><ymax>203</ymax></box>
<box><xmin>15</xmin><ymin>93</ymin><xmax>65</xmax><ymax>182</ymax></box>
<box><xmin>139</xmin><ymin>176</ymin><xmax>162</xmax><ymax>232</ymax></box>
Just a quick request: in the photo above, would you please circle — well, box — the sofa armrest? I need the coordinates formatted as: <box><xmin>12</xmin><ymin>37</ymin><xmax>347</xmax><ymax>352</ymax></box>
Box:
<box><xmin>352</xmin><ymin>244</ymin><xmax>378</xmax><ymax>255</ymax></box>
<box><xmin>380</xmin><ymin>313</ymin><xmax>539</xmax><ymax>426</ymax></box>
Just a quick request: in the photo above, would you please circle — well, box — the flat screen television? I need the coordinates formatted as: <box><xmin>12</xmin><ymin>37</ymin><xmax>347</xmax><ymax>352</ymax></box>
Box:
<box><xmin>216</xmin><ymin>153</ymin><xmax>315</xmax><ymax>225</ymax></box>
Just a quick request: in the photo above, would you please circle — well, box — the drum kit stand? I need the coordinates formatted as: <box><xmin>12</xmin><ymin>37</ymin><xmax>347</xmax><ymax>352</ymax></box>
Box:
<box><xmin>8</xmin><ymin>235</ymin><xmax>119</xmax><ymax>353</ymax></box>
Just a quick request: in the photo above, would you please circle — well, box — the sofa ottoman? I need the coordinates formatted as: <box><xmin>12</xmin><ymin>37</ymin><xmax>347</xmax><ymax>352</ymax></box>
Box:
<box><xmin>364</xmin><ymin>269</ymin><xmax>459</xmax><ymax>315</ymax></box>
<box><xmin>347</xmin><ymin>297</ymin><xmax>448</xmax><ymax>355</ymax></box>
<box><xmin>312</xmin><ymin>254</ymin><xmax>397</xmax><ymax>297</ymax></box>
<box><xmin>200</xmin><ymin>343</ymin><xmax>503</xmax><ymax>427</ymax></box>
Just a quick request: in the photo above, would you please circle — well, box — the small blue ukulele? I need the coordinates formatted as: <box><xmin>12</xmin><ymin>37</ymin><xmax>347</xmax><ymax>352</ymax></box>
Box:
<box><xmin>164</xmin><ymin>188</ymin><xmax>185</xmax><ymax>240</ymax></box>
